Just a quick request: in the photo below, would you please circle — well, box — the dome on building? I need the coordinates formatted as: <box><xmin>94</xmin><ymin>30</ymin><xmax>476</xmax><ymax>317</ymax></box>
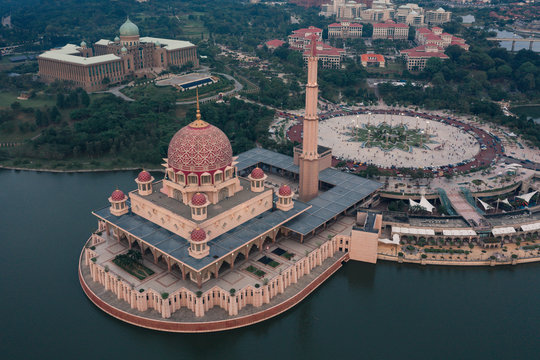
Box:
<box><xmin>191</xmin><ymin>193</ymin><xmax>207</xmax><ymax>206</ymax></box>
<box><xmin>80</xmin><ymin>41</ymin><xmax>87</xmax><ymax>47</ymax></box>
<box><xmin>114</xmin><ymin>36</ymin><xmax>120</xmax><ymax>42</ymax></box>
<box><xmin>250</xmin><ymin>167</ymin><xmax>265</xmax><ymax>179</ymax></box>
<box><xmin>278</xmin><ymin>185</ymin><xmax>292</xmax><ymax>196</ymax></box>
<box><xmin>155</xmin><ymin>40</ymin><xmax>161</xmax><ymax>47</ymax></box>
<box><xmin>190</xmin><ymin>228</ymin><xmax>207</xmax><ymax>242</ymax></box>
<box><xmin>111</xmin><ymin>189</ymin><xmax>126</xmax><ymax>201</ymax></box>
<box><xmin>167</xmin><ymin>120</ymin><xmax>233</xmax><ymax>174</ymax></box>
<box><xmin>119</xmin><ymin>17</ymin><xmax>139</xmax><ymax>36</ymax></box>
<box><xmin>137</xmin><ymin>170</ymin><xmax>152</xmax><ymax>182</ymax></box>
<box><xmin>121</xmin><ymin>46</ymin><xmax>127</xmax><ymax>53</ymax></box>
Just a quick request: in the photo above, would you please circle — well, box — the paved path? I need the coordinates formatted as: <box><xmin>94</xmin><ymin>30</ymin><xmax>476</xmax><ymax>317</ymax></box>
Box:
<box><xmin>96</xmin><ymin>84</ymin><xmax>134</xmax><ymax>102</ymax></box>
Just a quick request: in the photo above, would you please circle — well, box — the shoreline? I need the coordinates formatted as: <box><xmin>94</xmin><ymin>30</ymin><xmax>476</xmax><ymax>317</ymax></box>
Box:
<box><xmin>0</xmin><ymin>165</ymin><xmax>163</xmax><ymax>173</ymax></box>
<box><xmin>378</xmin><ymin>253</ymin><xmax>540</xmax><ymax>266</ymax></box>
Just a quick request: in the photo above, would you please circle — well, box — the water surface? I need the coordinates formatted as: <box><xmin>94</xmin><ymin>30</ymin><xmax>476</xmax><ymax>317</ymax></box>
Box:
<box><xmin>0</xmin><ymin>170</ymin><xmax>538</xmax><ymax>359</ymax></box>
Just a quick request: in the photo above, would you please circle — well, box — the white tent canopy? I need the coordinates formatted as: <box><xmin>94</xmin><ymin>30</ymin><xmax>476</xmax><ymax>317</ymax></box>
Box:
<box><xmin>521</xmin><ymin>222</ymin><xmax>540</xmax><ymax>232</ymax></box>
<box><xmin>379</xmin><ymin>235</ymin><xmax>401</xmax><ymax>245</ymax></box>
<box><xmin>442</xmin><ymin>229</ymin><xmax>477</xmax><ymax>236</ymax></box>
<box><xmin>501</xmin><ymin>198</ymin><xmax>512</xmax><ymax>207</ymax></box>
<box><xmin>420</xmin><ymin>196</ymin><xmax>435</xmax><ymax>213</ymax></box>
<box><xmin>517</xmin><ymin>191</ymin><xmax>538</xmax><ymax>204</ymax></box>
<box><xmin>478</xmin><ymin>198</ymin><xmax>492</xmax><ymax>210</ymax></box>
<box><xmin>409</xmin><ymin>199</ymin><xmax>420</xmax><ymax>208</ymax></box>
<box><xmin>492</xmin><ymin>227</ymin><xmax>516</xmax><ymax>236</ymax></box>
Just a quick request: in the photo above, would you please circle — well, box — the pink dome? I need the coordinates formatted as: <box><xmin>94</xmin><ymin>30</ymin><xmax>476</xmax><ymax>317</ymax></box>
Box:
<box><xmin>278</xmin><ymin>185</ymin><xmax>292</xmax><ymax>196</ymax></box>
<box><xmin>250</xmin><ymin>167</ymin><xmax>265</xmax><ymax>179</ymax></box>
<box><xmin>111</xmin><ymin>189</ymin><xmax>126</xmax><ymax>201</ymax></box>
<box><xmin>137</xmin><ymin>170</ymin><xmax>151</xmax><ymax>182</ymax></box>
<box><xmin>167</xmin><ymin>120</ymin><xmax>233</xmax><ymax>173</ymax></box>
<box><xmin>191</xmin><ymin>193</ymin><xmax>207</xmax><ymax>206</ymax></box>
<box><xmin>191</xmin><ymin>228</ymin><xmax>207</xmax><ymax>242</ymax></box>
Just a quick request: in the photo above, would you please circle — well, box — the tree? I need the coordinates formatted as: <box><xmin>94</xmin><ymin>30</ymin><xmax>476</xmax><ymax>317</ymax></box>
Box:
<box><xmin>80</xmin><ymin>91</ymin><xmax>90</xmax><ymax>107</ymax></box>
<box><xmin>56</xmin><ymin>93</ymin><xmax>65</xmax><ymax>108</ymax></box>
<box><xmin>49</xmin><ymin>106</ymin><xmax>61</xmax><ymax>123</ymax></box>
<box><xmin>127</xmin><ymin>249</ymin><xmax>142</xmax><ymax>263</ymax></box>
<box><xmin>363</xmin><ymin>23</ymin><xmax>373</xmax><ymax>38</ymax></box>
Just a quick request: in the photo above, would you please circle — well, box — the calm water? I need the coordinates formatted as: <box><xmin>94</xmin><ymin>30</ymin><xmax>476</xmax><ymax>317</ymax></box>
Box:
<box><xmin>490</xmin><ymin>29</ymin><xmax>540</xmax><ymax>52</ymax></box>
<box><xmin>1</xmin><ymin>170</ymin><xmax>539</xmax><ymax>359</ymax></box>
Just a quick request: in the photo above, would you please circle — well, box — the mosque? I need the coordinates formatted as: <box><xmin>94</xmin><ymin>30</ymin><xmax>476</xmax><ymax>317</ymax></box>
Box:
<box><xmin>79</xmin><ymin>35</ymin><xmax>540</xmax><ymax>332</ymax></box>
<box><xmin>38</xmin><ymin>18</ymin><xmax>198</xmax><ymax>91</ymax></box>
<box><xmin>79</xmin><ymin>40</ymin><xmax>382</xmax><ymax>330</ymax></box>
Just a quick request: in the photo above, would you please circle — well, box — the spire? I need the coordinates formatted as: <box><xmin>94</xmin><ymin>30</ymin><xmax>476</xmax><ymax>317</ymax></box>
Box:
<box><xmin>310</xmin><ymin>33</ymin><xmax>318</xmax><ymax>57</ymax></box>
<box><xmin>190</xmin><ymin>87</ymin><xmax>209</xmax><ymax>128</ymax></box>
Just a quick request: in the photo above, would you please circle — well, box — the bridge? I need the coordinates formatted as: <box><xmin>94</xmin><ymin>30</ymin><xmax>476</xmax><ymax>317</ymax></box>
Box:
<box><xmin>486</xmin><ymin>37</ymin><xmax>540</xmax><ymax>51</ymax></box>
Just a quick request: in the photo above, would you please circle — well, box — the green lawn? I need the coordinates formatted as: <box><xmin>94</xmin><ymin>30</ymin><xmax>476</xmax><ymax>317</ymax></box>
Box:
<box><xmin>0</xmin><ymin>92</ymin><xmax>55</xmax><ymax>109</ymax></box>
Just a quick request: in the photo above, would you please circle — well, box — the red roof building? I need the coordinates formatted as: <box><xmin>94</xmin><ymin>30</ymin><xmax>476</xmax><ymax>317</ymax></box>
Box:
<box><xmin>328</xmin><ymin>22</ymin><xmax>363</xmax><ymax>39</ymax></box>
<box><xmin>360</xmin><ymin>54</ymin><xmax>385</xmax><ymax>68</ymax></box>
<box><xmin>415</xmin><ymin>27</ymin><xmax>469</xmax><ymax>50</ymax></box>
<box><xmin>288</xmin><ymin>26</ymin><xmax>322</xmax><ymax>50</ymax></box>
<box><xmin>373</xmin><ymin>21</ymin><xmax>409</xmax><ymax>40</ymax></box>
<box><xmin>401</xmin><ymin>44</ymin><xmax>449</xmax><ymax>71</ymax></box>
<box><xmin>302</xmin><ymin>41</ymin><xmax>345</xmax><ymax>69</ymax></box>
<box><xmin>265</xmin><ymin>39</ymin><xmax>285</xmax><ymax>50</ymax></box>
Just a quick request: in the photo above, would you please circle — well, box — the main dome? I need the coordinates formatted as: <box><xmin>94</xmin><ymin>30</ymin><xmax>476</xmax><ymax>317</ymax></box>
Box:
<box><xmin>119</xmin><ymin>18</ymin><xmax>139</xmax><ymax>36</ymax></box>
<box><xmin>168</xmin><ymin>120</ymin><xmax>233</xmax><ymax>173</ymax></box>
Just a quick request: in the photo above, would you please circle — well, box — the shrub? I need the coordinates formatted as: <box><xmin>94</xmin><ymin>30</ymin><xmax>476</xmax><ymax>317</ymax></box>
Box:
<box><xmin>196</xmin><ymin>291</ymin><xmax>202</xmax><ymax>298</ymax></box>
<box><xmin>139</xmin><ymin>289</ymin><xmax>144</xmax><ymax>293</ymax></box>
<box><xmin>229</xmin><ymin>288</ymin><xmax>236</xmax><ymax>295</ymax></box>
<box><xmin>104</xmin><ymin>265</ymin><xmax>109</xmax><ymax>272</ymax></box>
<box><xmin>91</xmin><ymin>257</ymin><xmax>96</xmax><ymax>263</ymax></box>
<box><xmin>511</xmin><ymin>254</ymin><xmax>518</xmax><ymax>259</ymax></box>
<box><xmin>255</xmin><ymin>284</ymin><xmax>260</xmax><ymax>288</ymax></box>
<box><xmin>421</xmin><ymin>254</ymin><xmax>427</xmax><ymax>259</ymax></box>
<box><xmin>398</xmin><ymin>252</ymin><xmax>404</xmax><ymax>257</ymax></box>
<box><xmin>90</xmin><ymin>246</ymin><xmax>96</xmax><ymax>250</ymax></box>
<box><xmin>161</xmin><ymin>292</ymin><xmax>169</xmax><ymax>299</ymax></box>
<box><xmin>490</xmin><ymin>256</ymin><xmax>496</xmax><ymax>260</ymax></box>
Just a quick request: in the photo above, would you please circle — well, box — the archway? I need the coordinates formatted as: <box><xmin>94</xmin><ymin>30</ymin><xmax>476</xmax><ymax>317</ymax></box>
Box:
<box><xmin>218</xmin><ymin>187</ymin><xmax>229</xmax><ymax>202</ymax></box>
<box><xmin>234</xmin><ymin>252</ymin><xmax>246</xmax><ymax>267</ymax></box>
<box><xmin>218</xmin><ymin>261</ymin><xmax>230</xmax><ymax>276</ymax></box>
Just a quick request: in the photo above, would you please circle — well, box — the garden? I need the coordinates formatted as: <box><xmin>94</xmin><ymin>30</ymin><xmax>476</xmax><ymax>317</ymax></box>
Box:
<box><xmin>245</xmin><ymin>265</ymin><xmax>266</xmax><ymax>278</ymax></box>
<box><xmin>272</xmin><ymin>247</ymin><xmax>295</xmax><ymax>260</ymax></box>
<box><xmin>258</xmin><ymin>255</ymin><xmax>280</xmax><ymax>268</ymax></box>
<box><xmin>113</xmin><ymin>250</ymin><xmax>155</xmax><ymax>280</ymax></box>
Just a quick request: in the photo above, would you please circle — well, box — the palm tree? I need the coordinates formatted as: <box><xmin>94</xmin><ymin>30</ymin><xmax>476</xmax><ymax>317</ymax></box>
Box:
<box><xmin>127</xmin><ymin>250</ymin><xmax>142</xmax><ymax>263</ymax></box>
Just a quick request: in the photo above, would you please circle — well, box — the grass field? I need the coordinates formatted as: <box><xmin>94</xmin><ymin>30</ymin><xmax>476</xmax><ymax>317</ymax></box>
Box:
<box><xmin>176</xmin><ymin>13</ymin><xmax>209</xmax><ymax>39</ymax></box>
<box><xmin>0</xmin><ymin>92</ymin><xmax>56</xmax><ymax>109</ymax></box>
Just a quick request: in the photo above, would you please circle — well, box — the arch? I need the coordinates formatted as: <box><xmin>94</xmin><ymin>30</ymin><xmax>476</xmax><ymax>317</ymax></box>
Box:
<box><xmin>218</xmin><ymin>187</ymin><xmax>229</xmax><ymax>202</ymax></box>
<box><xmin>214</xmin><ymin>170</ymin><xmax>223</xmax><ymax>183</ymax></box>
<box><xmin>217</xmin><ymin>261</ymin><xmax>230</xmax><ymax>275</ymax></box>
<box><xmin>200</xmin><ymin>172</ymin><xmax>212</xmax><ymax>185</ymax></box>
<box><xmin>233</xmin><ymin>252</ymin><xmax>246</xmax><ymax>266</ymax></box>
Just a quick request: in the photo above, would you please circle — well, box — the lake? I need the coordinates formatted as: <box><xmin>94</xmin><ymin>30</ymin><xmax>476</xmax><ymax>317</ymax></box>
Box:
<box><xmin>1</xmin><ymin>169</ymin><xmax>539</xmax><ymax>359</ymax></box>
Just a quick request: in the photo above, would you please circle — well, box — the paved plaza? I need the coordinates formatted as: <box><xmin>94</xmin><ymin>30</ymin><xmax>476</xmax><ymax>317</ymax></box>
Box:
<box><xmin>318</xmin><ymin>114</ymin><xmax>480</xmax><ymax>168</ymax></box>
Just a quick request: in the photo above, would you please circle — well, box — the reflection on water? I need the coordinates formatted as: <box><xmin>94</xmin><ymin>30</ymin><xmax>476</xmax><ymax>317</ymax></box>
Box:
<box><xmin>1</xmin><ymin>169</ymin><xmax>539</xmax><ymax>360</ymax></box>
<box><xmin>489</xmin><ymin>29</ymin><xmax>540</xmax><ymax>52</ymax></box>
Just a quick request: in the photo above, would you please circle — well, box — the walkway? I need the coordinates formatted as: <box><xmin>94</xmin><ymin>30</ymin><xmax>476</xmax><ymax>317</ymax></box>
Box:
<box><xmin>95</xmin><ymin>84</ymin><xmax>134</xmax><ymax>102</ymax></box>
<box><xmin>446</xmin><ymin>191</ymin><xmax>487</xmax><ymax>229</ymax></box>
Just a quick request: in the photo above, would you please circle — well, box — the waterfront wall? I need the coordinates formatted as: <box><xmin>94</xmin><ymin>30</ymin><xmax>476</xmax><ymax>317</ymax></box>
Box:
<box><xmin>83</xmin><ymin>235</ymin><xmax>342</xmax><ymax>319</ymax></box>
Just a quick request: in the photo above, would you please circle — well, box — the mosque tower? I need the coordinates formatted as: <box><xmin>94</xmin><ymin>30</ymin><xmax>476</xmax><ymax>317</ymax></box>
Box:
<box><xmin>299</xmin><ymin>36</ymin><xmax>320</xmax><ymax>202</ymax></box>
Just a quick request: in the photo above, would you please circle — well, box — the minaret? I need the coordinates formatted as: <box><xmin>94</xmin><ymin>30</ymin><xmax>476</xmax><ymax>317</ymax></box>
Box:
<box><xmin>299</xmin><ymin>35</ymin><xmax>320</xmax><ymax>202</ymax></box>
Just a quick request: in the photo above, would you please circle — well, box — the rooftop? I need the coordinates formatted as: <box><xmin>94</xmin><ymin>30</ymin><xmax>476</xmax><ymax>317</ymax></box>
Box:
<box><xmin>93</xmin><ymin>196</ymin><xmax>310</xmax><ymax>271</ymax></box>
<box><xmin>235</xmin><ymin>148</ymin><xmax>382</xmax><ymax>235</ymax></box>
<box><xmin>136</xmin><ymin>178</ymin><xmax>264</xmax><ymax>224</ymax></box>
<box><xmin>139</xmin><ymin>37</ymin><xmax>195</xmax><ymax>51</ymax></box>
<box><xmin>39</xmin><ymin>45</ymin><xmax>121</xmax><ymax>65</ymax></box>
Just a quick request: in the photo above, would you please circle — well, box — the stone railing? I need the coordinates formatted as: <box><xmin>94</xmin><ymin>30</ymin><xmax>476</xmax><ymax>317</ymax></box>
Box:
<box><xmin>84</xmin><ymin>236</ymin><xmax>341</xmax><ymax>319</ymax></box>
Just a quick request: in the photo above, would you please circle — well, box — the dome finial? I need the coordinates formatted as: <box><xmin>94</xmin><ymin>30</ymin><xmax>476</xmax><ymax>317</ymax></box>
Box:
<box><xmin>190</xmin><ymin>87</ymin><xmax>208</xmax><ymax>128</ymax></box>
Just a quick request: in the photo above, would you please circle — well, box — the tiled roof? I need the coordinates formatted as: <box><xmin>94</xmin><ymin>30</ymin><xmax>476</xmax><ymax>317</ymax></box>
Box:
<box><xmin>361</xmin><ymin>54</ymin><xmax>385</xmax><ymax>62</ymax></box>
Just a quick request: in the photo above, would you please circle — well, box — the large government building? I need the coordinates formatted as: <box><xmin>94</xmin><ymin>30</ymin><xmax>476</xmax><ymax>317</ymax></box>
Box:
<box><xmin>38</xmin><ymin>18</ymin><xmax>198</xmax><ymax>91</ymax></box>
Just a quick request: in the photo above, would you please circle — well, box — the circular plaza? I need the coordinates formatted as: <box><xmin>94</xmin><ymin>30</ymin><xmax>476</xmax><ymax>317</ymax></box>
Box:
<box><xmin>317</xmin><ymin>113</ymin><xmax>480</xmax><ymax>169</ymax></box>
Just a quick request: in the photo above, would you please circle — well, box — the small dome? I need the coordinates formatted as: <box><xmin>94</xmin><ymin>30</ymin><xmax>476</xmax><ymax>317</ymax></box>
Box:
<box><xmin>250</xmin><ymin>167</ymin><xmax>265</xmax><ymax>179</ymax></box>
<box><xmin>119</xmin><ymin>17</ymin><xmax>139</xmax><ymax>36</ymax></box>
<box><xmin>137</xmin><ymin>170</ymin><xmax>151</xmax><ymax>182</ymax></box>
<box><xmin>191</xmin><ymin>193</ymin><xmax>207</xmax><ymax>206</ymax></box>
<box><xmin>155</xmin><ymin>40</ymin><xmax>161</xmax><ymax>47</ymax></box>
<box><xmin>111</xmin><ymin>189</ymin><xmax>126</xmax><ymax>201</ymax></box>
<box><xmin>278</xmin><ymin>185</ymin><xmax>292</xmax><ymax>196</ymax></box>
<box><xmin>191</xmin><ymin>228</ymin><xmax>207</xmax><ymax>242</ymax></box>
<box><xmin>121</xmin><ymin>46</ymin><xmax>127</xmax><ymax>53</ymax></box>
<box><xmin>80</xmin><ymin>41</ymin><xmax>87</xmax><ymax>47</ymax></box>
<box><xmin>114</xmin><ymin>36</ymin><xmax>120</xmax><ymax>42</ymax></box>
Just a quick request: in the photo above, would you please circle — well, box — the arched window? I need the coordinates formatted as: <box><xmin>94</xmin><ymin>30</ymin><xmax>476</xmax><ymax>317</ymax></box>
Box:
<box><xmin>201</xmin><ymin>173</ymin><xmax>212</xmax><ymax>185</ymax></box>
<box><xmin>188</xmin><ymin>174</ymin><xmax>198</xmax><ymax>185</ymax></box>
<box><xmin>176</xmin><ymin>173</ymin><xmax>184</xmax><ymax>184</ymax></box>
<box><xmin>214</xmin><ymin>171</ymin><xmax>223</xmax><ymax>183</ymax></box>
